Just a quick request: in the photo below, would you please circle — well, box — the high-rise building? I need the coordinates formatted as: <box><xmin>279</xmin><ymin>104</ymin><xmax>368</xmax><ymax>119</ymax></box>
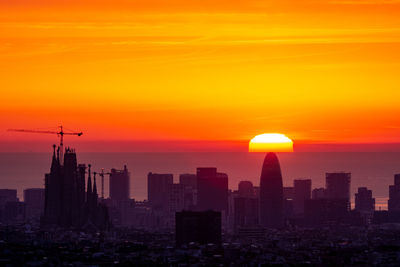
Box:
<box><xmin>196</xmin><ymin>168</ymin><xmax>228</xmax><ymax>212</ymax></box>
<box><xmin>312</xmin><ymin>188</ymin><xmax>326</xmax><ymax>199</ymax></box>
<box><xmin>179</xmin><ymin>174</ymin><xmax>197</xmax><ymax>188</ymax></box>
<box><xmin>388</xmin><ymin>174</ymin><xmax>400</xmax><ymax>212</ymax></box>
<box><xmin>238</xmin><ymin>181</ymin><xmax>255</xmax><ymax>198</ymax></box>
<box><xmin>0</xmin><ymin>189</ymin><xmax>18</xmax><ymax>207</ymax></box>
<box><xmin>326</xmin><ymin>173</ymin><xmax>351</xmax><ymax>200</ymax></box>
<box><xmin>147</xmin><ymin>173</ymin><xmax>173</xmax><ymax>212</ymax></box>
<box><xmin>175</xmin><ymin>210</ymin><xmax>221</xmax><ymax>246</ymax></box>
<box><xmin>294</xmin><ymin>179</ymin><xmax>312</xmax><ymax>215</ymax></box>
<box><xmin>179</xmin><ymin>173</ymin><xmax>197</xmax><ymax>210</ymax></box>
<box><xmin>234</xmin><ymin>197</ymin><xmax>259</xmax><ymax>232</ymax></box>
<box><xmin>259</xmin><ymin>153</ymin><xmax>284</xmax><ymax>228</ymax></box>
<box><xmin>355</xmin><ymin>187</ymin><xmax>375</xmax><ymax>213</ymax></box>
<box><xmin>168</xmin><ymin>183</ymin><xmax>185</xmax><ymax>214</ymax></box>
<box><xmin>110</xmin><ymin>166</ymin><xmax>130</xmax><ymax>201</ymax></box>
<box><xmin>24</xmin><ymin>188</ymin><xmax>45</xmax><ymax>220</ymax></box>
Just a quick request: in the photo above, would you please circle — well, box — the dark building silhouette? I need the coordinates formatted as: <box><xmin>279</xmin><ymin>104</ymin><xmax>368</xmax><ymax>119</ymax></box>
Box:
<box><xmin>24</xmin><ymin>188</ymin><xmax>45</xmax><ymax>220</ymax></box>
<box><xmin>312</xmin><ymin>188</ymin><xmax>326</xmax><ymax>199</ymax></box>
<box><xmin>110</xmin><ymin>166</ymin><xmax>130</xmax><ymax>201</ymax></box>
<box><xmin>238</xmin><ymin>181</ymin><xmax>255</xmax><ymax>198</ymax></box>
<box><xmin>326</xmin><ymin>173</ymin><xmax>351</xmax><ymax>200</ymax></box>
<box><xmin>175</xmin><ymin>210</ymin><xmax>221</xmax><ymax>246</ymax></box>
<box><xmin>259</xmin><ymin>153</ymin><xmax>284</xmax><ymax>228</ymax></box>
<box><xmin>147</xmin><ymin>173</ymin><xmax>173</xmax><ymax>212</ymax></box>
<box><xmin>305</xmin><ymin>199</ymin><xmax>349</xmax><ymax>225</ymax></box>
<box><xmin>179</xmin><ymin>174</ymin><xmax>197</xmax><ymax>188</ymax></box>
<box><xmin>234</xmin><ymin>197</ymin><xmax>259</xmax><ymax>232</ymax></box>
<box><xmin>42</xmin><ymin>145</ymin><xmax>110</xmax><ymax>230</ymax></box>
<box><xmin>294</xmin><ymin>179</ymin><xmax>312</xmax><ymax>215</ymax></box>
<box><xmin>355</xmin><ymin>187</ymin><xmax>375</xmax><ymax>213</ymax></box>
<box><xmin>179</xmin><ymin>174</ymin><xmax>197</xmax><ymax>210</ymax></box>
<box><xmin>197</xmin><ymin>168</ymin><xmax>228</xmax><ymax>213</ymax></box>
<box><xmin>388</xmin><ymin>174</ymin><xmax>400</xmax><ymax>212</ymax></box>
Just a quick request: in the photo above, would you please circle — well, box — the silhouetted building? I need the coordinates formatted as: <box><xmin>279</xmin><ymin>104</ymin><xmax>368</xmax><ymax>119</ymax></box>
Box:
<box><xmin>305</xmin><ymin>199</ymin><xmax>349</xmax><ymax>225</ymax></box>
<box><xmin>179</xmin><ymin>174</ymin><xmax>197</xmax><ymax>188</ymax></box>
<box><xmin>388</xmin><ymin>174</ymin><xmax>400</xmax><ymax>212</ymax></box>
<box><xmin>312</xmin><ymin>188</ymin><xmax>326</xmax><ymax>199</ymax></box>
<box><xmin>294</xmin><ymin>179</ymin><xmax>312</xmax><ymax>215</ymax></box>
<box><xmin>4</xmin><ymin>201</ymin><xmax>25</xmax><ymax>223</ymax></box>
<box><xmin>238</xmin><ymin>181</ymin><xmax>255</xmax><ymax>198</ymax></box>
<box><xmin>179</xmin><ymin>174</ymin><xmax>197</xmax><ymax>210</ymax></box>
<box><xmin>0</xmin><ymin>189</ymin><xmax>18</xmax><ymax>207</ymax></box>
<box><xmin>176</xmin><ymin>210</ymin><xmax>221</xmax><ymax>246</ymax></box>
<box><xmin>168</xmin><ymin>183</ymin><xmax>185</xmax><ymax>214</ymax></box>
<box><xmin>147</xmin><ymin>173</ymin><xmax>173</xmax><ymax>212</ymax></box>
<box><xmin>110</xmin><ymin>166</ymin><xmax>130</xmax><ymax>201</ymax></box>
<box><xmin>24</xmin><ymin>188</ymin><xmax>45</xmax><ymax>220</ymax></box>
<box><xmin>234</xmin><ymin>197</ymin><xmax>259</xmax><ymax>232</ymax></box>
<box><xmin>259</xmin><ymin>153</ymin><xmax>284</xmax><ymax>228</ymax></box>
<box><xmin>355</xmin><ymin>187</ymin><xmax>375</xmax><ymax>213</ymax></box>
<box><xmin>42</xmin><ymin>145</ymin><xmax>110</xmax><ymax>230</ymax></box>
<box><xmin>197</xmin><ymin>168</ymin><xmax>228</xmax><ymax>213</ymax></box>
<box><xmin>326</xmin><ymin>173</ymin><xmax>351</xmax><ymax>200</ymax></box>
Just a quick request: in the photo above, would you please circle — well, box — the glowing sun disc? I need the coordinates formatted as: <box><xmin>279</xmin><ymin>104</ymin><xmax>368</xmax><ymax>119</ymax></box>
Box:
<box><xmin>249</xmin><ymin>133</ymin><xmax>293</xmax><ymax>152</ymax></box>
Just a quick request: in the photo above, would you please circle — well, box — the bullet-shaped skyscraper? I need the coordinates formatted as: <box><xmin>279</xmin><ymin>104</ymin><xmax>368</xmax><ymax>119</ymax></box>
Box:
<box><xmin>259</xmin><ymin>153</ymin><xmax>284</xmax><ymax>228</ymax></box>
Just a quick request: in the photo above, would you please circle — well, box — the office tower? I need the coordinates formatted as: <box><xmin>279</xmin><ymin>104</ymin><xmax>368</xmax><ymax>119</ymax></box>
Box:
<box><xmin>180</xmin><ymin>173</ymin><xmax>197</xmax><ymax>210</ymax></box>
<box><xmin>179</xmin><ymin>174</ymin><xmax>197</xmax><ymax>188</ymax></box>
<box><xmin>168</xmin><ymin>183</ymin><xmax>185</xmax><ymax>214</ymax></box>
<box><xmin>388</xmin><ymin>174</ymin><xmax>400</xmax><ymax>212</ymax></box>
<box><xmin>312</xmin><ymin>188</ymin><xmax>326</xmax><ymax>199</ymax></box>
<box><xmin>147</xmin><ymin>173</ymin><xmax>173</xmax><ymax>212</ymax></box>
<box><xmin>355</xmin><ymin>187</ymin><xmax>375</xmax><ymax>213</ymax></box>
<box><xmin>234</xmin><ymin>197</ymin><xmax>259</xmax><ymax>232</ymax></box>
<box><xmin>110</xmin><ymin>166</ymin><xmax>130</xmax><ymax>201</ymax></box>
<box><xmin>238</xmin><ymin>181</ymin><xmax>255</xmax><ymax>198</ymax></box>
<box><xmin>0</xmin><ymin>189</ymin><xmax>18</xmax><ymax>207</ymax></box>
<box><xmin>325</xmin><ymin>172</ymin><xmax>351</xmax><ymax>212</ymax></box>
<box><xmin>294</xmin><ymin>179</ymin><xmax>312</xmax><ymax>215</ymax></box>
<box><xmin>43</xmin><ymin>146</ymin><xmax>110</xmax><ymax>230</ymax></box>
<box><xmin>196</xmin><ymin>168</ymin><xmax>228</xmax><ymax>212</ymax></box>
<box><xmin>3</xmin><ymin>201</ymin><xmax>26</xmax><ymax>223</ymax></box>
<box><xmin>175</xmin><ymin>210</ymin><xmax>221</xmax><ymax>246</ymax></box>
<box><xmin>24</xmin><ymin>188</ymin><xmax>45</xmax><ymax>220</ymax></box>
<box><xmin>259</xmin><ymin>153</ymin><xmax>284</xmax><ymax>228</ymax></box>
<box><xmin>326</xmin><ymin>173</ymin><xmax>351</xmax><ymax>200</ymax></box>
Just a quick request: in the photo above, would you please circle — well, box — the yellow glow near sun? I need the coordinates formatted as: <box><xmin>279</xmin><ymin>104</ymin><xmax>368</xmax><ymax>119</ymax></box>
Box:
<box><xmin>249</xmin><ymin>133</ymin><xmax>294</xmax><ymax>152</ymax></box>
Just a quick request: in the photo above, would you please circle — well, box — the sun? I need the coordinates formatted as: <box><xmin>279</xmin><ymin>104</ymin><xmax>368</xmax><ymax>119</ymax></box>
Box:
<box><xmin>249</xmin><ymin>133</ymin><xmax>294</xmax><ymax>152</ymax></box>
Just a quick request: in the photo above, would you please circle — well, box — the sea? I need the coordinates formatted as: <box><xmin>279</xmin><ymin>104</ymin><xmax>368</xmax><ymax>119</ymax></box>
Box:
<box><xmin>1</xmin><ymin>152</ymin><xmax>399</xmax><ymax>210</ymax></box>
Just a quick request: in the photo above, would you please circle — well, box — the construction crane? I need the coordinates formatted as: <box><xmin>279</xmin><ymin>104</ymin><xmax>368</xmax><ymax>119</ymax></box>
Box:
<box><xmin>95</xmin><ymin>169</ymin><xmax>111</xmax><ymax>199</ymax></box>
<box><xmin>7</xmin><ymin>125</ymin><xmax>83</xmax><ymax>164</ymax></box>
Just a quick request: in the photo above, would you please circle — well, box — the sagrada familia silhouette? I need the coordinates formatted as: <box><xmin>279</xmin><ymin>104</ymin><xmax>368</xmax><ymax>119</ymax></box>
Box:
<box><xmin>42</xmin><ymin>145</ymin><xmax>110</xmax><ymax>230</ymax></box>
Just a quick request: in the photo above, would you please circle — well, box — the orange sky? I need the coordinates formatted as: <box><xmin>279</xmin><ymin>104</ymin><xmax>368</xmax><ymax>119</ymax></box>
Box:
<box><xmin>1</xmin><ymin>0</ymin><xmax>400</xmax><ymax>151</ymax></box>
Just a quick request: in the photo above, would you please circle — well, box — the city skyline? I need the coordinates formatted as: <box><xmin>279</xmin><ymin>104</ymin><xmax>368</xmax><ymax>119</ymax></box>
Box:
<box><xmin>1</xmin><ymin>0</ymin><xmax>400</xmax><ymax>150</ymax></box>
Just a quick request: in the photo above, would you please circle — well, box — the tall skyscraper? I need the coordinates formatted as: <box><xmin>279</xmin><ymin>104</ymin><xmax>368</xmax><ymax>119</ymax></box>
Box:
<box><xmin>196</xmin><ymin>167</ymin><xmax>228</xmax><ymax>212</ymax></box>
<box><xmin>259</xmin><ymin>153</ymin><xmax>284</xmax><ymax>228</ymax></box>
<box><xmin>238</xmin><ymin>181</ymin><xmax>255</xmax><ymax>198</ymax></box>
<box><xmin>293</xmin><ymin>179</ymin><xmax>312</xmax><ymax>215</ymax></box>
<box><xmin>24</xmin><ymin>188</ymin><xmax>45</xmax><ymax>220</ymax></box>
<box><xmin>355</xmin><ymin>187</ymin><xmax>375</xmax><ymax>214</ymax></box>
<box><xmin>388</xmin><ymin>174</ymin><xmax>400</xmax><ymax>212</ymax></box>
<box><xmin>147</xmin><ymin>173</ymin><xmax>173</xmax><ymax>212</ymax></box>
<box><xmin>179</xmin><ymin>174</ymin><xmax>197</xmax><ymax>188</ymax></box>
<box><xmin>110</xmin><ymin>166</ymin><xmax>130</xmax><ymax>201</ymax></box>
<box><xmin>325</xmin><ymin>173</ymin><xmax>351</xmax><ymax>200</ymax></box>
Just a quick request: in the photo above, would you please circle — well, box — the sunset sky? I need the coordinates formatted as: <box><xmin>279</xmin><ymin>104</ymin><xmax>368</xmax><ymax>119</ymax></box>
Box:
<box><xmin>1</xmin><ymin>0</ymin><xmax>400</xmax><ymax>151</ymax></box>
